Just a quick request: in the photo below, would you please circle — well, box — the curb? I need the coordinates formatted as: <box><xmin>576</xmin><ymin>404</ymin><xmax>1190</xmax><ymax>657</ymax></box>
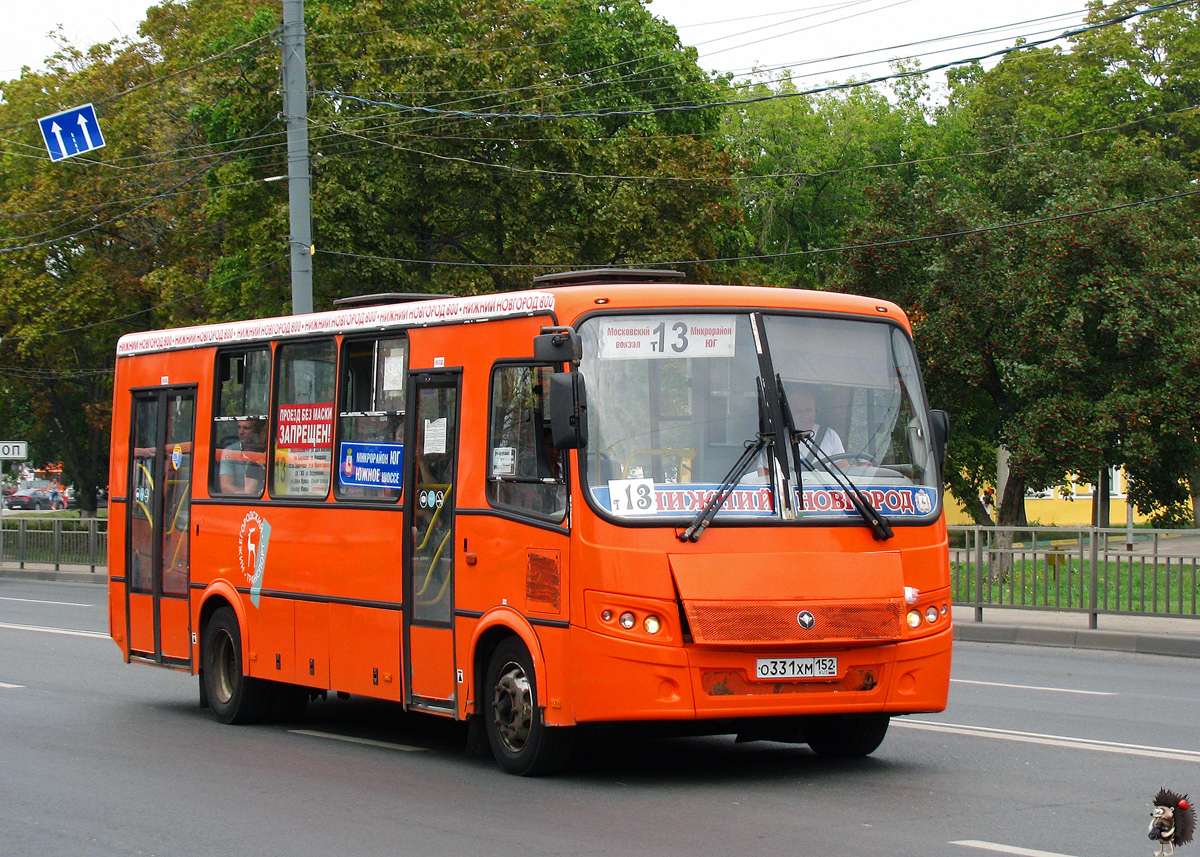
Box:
<box><xmin>0</xmin><ymin>566</ymin><xmax>107</xmax><ymax>585</ymax></box>
<box><xmin>954</xmin><ymin>622</ymin><xmax>1200</xmax><ymax>659</ymax></box>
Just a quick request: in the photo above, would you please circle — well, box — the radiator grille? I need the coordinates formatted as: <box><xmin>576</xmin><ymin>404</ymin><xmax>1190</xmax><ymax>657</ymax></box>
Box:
<box><xmin>683</xmin><ymin>599</ymin><xmax>903</xmax><ymax>645</ymax></box>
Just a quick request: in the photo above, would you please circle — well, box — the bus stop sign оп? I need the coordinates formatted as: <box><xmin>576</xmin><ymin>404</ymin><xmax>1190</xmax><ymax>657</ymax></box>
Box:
<box><xmin>38</xmin><ymin>103</ymin><xmax>106</xmax><ymax>162</ymax></box>
<box><xmin>0</xmin><ymin>441</ymin><xmax>28</xmax><ymax>460</ymax></box>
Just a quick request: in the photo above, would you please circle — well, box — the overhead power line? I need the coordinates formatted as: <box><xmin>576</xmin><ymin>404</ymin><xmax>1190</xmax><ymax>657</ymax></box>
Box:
<box><xmin>0</xmin><ymin>256</ymin><xmax>288</xmax><ymax>346</ymax></box>
<box><xmin>313</xmin><ymin>0</ymin><xmax>1192</xmax><ymax>123</ymax></box>
<box><xmin>317</xmin><ymin>186</ymin><xmax>1200</xmax><ymax>269</ymax></box>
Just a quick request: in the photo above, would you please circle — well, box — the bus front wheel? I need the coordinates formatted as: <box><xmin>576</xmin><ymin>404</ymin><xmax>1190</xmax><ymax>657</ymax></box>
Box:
<box><xmin>201</xmin><ymin>606</ymin><xmax>272</xmax><ymax>724</ymax></box>
<box><xmin>803</xmin><ymin>713</ymin><xmax>890</xmax><ymax>758</ymax></box>
<box><xmin>483</xmin><ymin>637</ymin><xmax>574</xmax><ymax>776</ymax></box>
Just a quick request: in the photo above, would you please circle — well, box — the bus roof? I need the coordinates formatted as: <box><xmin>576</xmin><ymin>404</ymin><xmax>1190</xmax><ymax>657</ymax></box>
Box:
<box><xmin>114</xmin><ymin>282</ymin><xmax>905</xmax><ymax>357</ymax></box>
<box><xmin>115</xmin><ymin>291</ymin><xmax>558</xmax><ymax>356</ymax></box>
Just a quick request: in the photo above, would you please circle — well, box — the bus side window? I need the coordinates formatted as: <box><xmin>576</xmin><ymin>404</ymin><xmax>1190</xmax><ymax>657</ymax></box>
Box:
<box><xmin>486</xmin><ymin>364</ymin><xmax>566</xmax><ymax>520</ymax></box>
<box><xmin>335</xmin><ymin>336</ymin><xmax>407</xmax><ymax>502</ymax></box>
<box><xmin>211</xmin><ymin>348</ymin><xmax>271</xmax><ymax>497</ymax></box>
<box><xmin>273</xmin><ymin>339</ymin><xmax>337</xmax><ymax>499</ymax></box>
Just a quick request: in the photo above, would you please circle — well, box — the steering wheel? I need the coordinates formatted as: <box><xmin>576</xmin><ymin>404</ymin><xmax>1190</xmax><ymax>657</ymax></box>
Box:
<box><xmin>821</xmin><ymin>452</ymin><xmax>879</xmax><ymax>467</ymax></box>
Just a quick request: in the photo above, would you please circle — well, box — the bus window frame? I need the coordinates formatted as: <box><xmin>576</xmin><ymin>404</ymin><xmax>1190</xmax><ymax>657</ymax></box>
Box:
<box><xmin>269</xmin><ymin>336</ymin><xmax>338</xmax><ymax>502</ymax></box>
<box><xmin>210</xmin><ymin>346</ymin><xmax>273</xmax><ymax>499</ymax></box>
<box><xmin>333</xmin><ymin>333</ymin><xmax>408</xmax><ymax>504</ymax></box>
<box><xmin>485</xmin><ymin>359</ymin><xmax>569</xmax><ymax>524</ymax></box>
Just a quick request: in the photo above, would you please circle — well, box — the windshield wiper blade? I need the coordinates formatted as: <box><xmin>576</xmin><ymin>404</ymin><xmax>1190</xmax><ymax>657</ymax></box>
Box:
<box><xmin>795</xmin><ymin>433</ymin><xmax>893</xmax><ymax>541</ymax></box>
<box><xmin>774</xmin><ymin>374</ymin><xmax>805</xmax><ymax>505</ymax></box>
<box><xmin>679</xmin><ymin>378</ymin><xmax>772</xmax><ymax>543</ymax></box>
<box><xmin>678</xmin><ymin>434</ymin><xmax>767</xmax><ymax>542</ymax></box>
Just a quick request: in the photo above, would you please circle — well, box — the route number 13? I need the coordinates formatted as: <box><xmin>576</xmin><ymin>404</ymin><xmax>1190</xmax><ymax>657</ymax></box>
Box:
<box><xmin>608</xmin><ymin>478</ymin><xmax>658</xmax><ymax>515</ymax></box>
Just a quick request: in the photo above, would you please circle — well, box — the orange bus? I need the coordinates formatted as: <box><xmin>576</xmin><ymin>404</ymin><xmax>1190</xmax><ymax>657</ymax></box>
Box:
<box><xmin>108</xmin><ymin>270</ymin><xmax>952</xmax><ymax>775</ymax></box>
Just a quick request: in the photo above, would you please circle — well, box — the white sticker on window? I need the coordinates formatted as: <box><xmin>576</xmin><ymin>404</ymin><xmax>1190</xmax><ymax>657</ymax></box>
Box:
<box><xmin>598</xmin><ymin>315</ymin><xmax>737</xmax><ymax>360</ymax></box>
<box><xmin>382</xmin><ymin>354</ymin><xmax>406</xmax><ymax>392</ymax></box>
<box><xmin>424</xmin><ymin>417</ymin><xmax>447</xmax><ymax>454</ymax></box>
<box><xmin>607</xmin><ymin>478</ymin><xmax>658</xmax><ymax>515</ymax></box>
<box><xmin>492</xmin><ymin>446</ymin><xmax>516</xmax><ymax>476</ymax></box>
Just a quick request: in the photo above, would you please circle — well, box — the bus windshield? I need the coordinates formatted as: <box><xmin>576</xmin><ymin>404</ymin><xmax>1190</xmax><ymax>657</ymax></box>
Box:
<box><xmin>579</xmin><ymin>311</ymin><xmax>940</xmax><ymax>524</ymax></box>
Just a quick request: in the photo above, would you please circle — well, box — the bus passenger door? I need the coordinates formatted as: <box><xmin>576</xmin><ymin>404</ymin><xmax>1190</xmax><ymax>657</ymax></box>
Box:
<box><xmin>403</xmin><ymin>372</ymin><xmax>460</xmax><ymax>713</ymax></box>
<box><xmin>126</xmin><ymin>387</ymin><xmax>195</xmax><ymax>667</ymax></box>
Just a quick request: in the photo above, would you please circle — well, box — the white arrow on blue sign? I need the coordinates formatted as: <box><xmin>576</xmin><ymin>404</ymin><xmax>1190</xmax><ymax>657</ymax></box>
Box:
<box><xmin>38</xmin><ymin>103</ymin><xmax>106</xmax><ymax>162</ymax></box>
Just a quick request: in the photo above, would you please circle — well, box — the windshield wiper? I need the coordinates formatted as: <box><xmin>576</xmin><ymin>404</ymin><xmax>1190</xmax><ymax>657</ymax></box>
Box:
<box><xmin>679</xmin><ymin>379</ymin><xmax>772</xmax><ymax>543</ymax></box>
<box><xmin>776</xmin><ymin>374</ymin><xmax>893</xmax><ymax>542</ymax></box>
<box><xmin>774</xmin><ymin>373</ymin><xmax>806</xmax><ymax>502</ymax></box>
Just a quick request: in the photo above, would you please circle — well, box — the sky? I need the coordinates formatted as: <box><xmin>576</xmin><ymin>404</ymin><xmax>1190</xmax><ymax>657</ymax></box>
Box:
<box><xmin>2</xmin><ymin>0</ymin><xmax>1092</xmax><ymax>86</ymax></box>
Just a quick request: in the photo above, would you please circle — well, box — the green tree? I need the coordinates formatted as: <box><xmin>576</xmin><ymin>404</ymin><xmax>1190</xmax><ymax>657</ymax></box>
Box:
<box><xmin>1</xmin><ymin>0</ymin><xmax>748</xmax><ymax>504</ymax></box>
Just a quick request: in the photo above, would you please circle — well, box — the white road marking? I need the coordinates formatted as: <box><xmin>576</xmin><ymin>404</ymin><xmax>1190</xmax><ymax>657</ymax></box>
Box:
<box><xmin>896</xmin><ymin>719</ymin><xmax>1200</xmax><ymax>763</ymax></box>
<box><xmin>0</xmin><ymin>681</ymin><xmax>24</xmax><ymax>688</ymax></box>
<box><xmin>951</xmin><ymin>840</ymin><xmax>1082</xmax><ymax>857</ymax></box>
<box><xmin>289</xmin><ymin>729</ymin><xmax>426</xmax><ymax>752</ymax></box>
<box><xmin>951</xmin><ymin>678</ymin><xmax>1115</xmax><ymax>696</ymax></box>
<box><xmin>0</xmin><ymin>621</ymin><xmax>108</xmax><ymax>639</ymax></box>
<box><xmin>0</xmin><ymin>595</ymin><xmax>91</xmax><ymax>607</ymax></box>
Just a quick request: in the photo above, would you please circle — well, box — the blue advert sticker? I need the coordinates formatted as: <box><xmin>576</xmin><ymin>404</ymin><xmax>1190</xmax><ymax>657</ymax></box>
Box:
<box><xmin>338</xmin><ymin>441</ymin><xmax>404</xmax><ymax>489</ymax></box>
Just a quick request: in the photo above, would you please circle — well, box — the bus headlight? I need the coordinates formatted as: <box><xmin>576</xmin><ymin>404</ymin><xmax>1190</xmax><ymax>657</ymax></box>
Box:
<box><xmin>643</xmin><ymin>615</ymin><xmax>662</xmax><ymax>635</ymax></box>
<box><xmin>619</xmin><ymin>612</ymin><xmax>636</xmax><ymax>629</ymax></box>
<box><xmin>907</xmin><ymin>610</ymin><xmax>922</xmax><ymax>629</ymax></box>
<box><xmin>925</xmin><ymin>607</ymin><xmax>939</xmax><ymax>624</ymax></box>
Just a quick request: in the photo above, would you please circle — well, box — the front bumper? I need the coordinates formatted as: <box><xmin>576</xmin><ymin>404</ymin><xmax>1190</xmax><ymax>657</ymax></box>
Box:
<box><xmin>567</xmin><ymin>623</ymin><xmax>952</xmax><ymax>724</ymax></box>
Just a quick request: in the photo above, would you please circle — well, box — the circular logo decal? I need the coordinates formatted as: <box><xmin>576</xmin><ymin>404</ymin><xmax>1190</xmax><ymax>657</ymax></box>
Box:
<box><xmin>797</xmin><ymin>610</ymin><xmax>816</xmax><ymax>630</ymax></box>
<box><xmin>238</xmin><ymin>511</ymin><xmax>265</xmax><ymax>585</ymax></box>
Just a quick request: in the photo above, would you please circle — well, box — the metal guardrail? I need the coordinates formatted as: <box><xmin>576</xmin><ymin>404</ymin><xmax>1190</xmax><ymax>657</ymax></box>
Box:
<box><xmin>950</xmin><ymin>525</ymin><xmax>1200</xmax><ymax>629</ymax></box>
<box><xmin>0</xmin><ymin>517</ymin><xmax>108</xmax><ymax>574</ymax></box>
<box><xmin>2</xmin><ymin>518</ymin><xmax>1197</xmax><ymax>621</ymax></box>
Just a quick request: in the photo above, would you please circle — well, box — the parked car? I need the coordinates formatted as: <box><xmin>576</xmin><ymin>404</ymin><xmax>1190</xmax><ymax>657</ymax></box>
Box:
<box><xmin>5</xmin><ymin>489</ymin><xmax>52</xmax><ymax>510</ymax></box>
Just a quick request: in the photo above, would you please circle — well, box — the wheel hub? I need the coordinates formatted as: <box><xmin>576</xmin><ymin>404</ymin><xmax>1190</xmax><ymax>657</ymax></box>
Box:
<box><xmin>211</xmin><ymin>630</ymin><xmax>235</xmax><ymax>705</ymax></box>
<box><xmin>492</xmin><ymin>661</ymin><xmax>533</xmax><ymax>752</ymax></box>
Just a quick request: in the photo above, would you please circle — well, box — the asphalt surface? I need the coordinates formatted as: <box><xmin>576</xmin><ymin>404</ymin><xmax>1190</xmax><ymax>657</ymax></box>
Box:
<box><xmin>4</xmin><ymin>559</ymin><xmax>1199</xmax><ymax>659</ymax></box>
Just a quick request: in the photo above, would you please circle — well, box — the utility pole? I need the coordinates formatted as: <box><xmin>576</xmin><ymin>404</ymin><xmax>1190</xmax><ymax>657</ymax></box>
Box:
<box><xmin>282</xmin><ymin>0</ymin><xmax>313</xmax><ymax>315</ymax></box>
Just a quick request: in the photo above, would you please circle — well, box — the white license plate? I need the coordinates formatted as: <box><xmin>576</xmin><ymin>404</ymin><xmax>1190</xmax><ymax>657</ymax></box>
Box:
<box><xmin>754</xmin><ymin>656</ymin><xmax>838</xmax><ymax>680</ymax></box>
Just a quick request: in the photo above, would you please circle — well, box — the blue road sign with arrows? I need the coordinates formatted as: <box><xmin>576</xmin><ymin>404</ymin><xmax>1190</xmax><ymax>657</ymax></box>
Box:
<box><xmin>38</xmin><ymin>103</ymin><xmax>106</xmax><ymax>162</ymax></box>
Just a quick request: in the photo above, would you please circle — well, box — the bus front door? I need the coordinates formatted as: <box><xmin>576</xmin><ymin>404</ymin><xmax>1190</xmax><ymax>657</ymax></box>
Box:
<box><xmin>126</xmin><ymin>388</ymin><xmax>195</xmax><ymax>666</ymax></box>
<box><xmin>403</xmin><ymin>372</ymin><xmax>461</xmax><ymax>713</ymax></box>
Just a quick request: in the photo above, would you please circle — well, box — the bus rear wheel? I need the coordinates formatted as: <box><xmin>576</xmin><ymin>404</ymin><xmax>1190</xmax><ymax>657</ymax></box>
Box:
<box><xmin>803</xmin><ymin>713</ymin><xmax>890</xmax><ymax>758</ymax></box>
<box><xmin>484</xmin><ymin>637</ymin><xmax>574</xmax><ymax>776</ymax></box>
<box><xmin>202</xmin><ymin>606</ymin><xmax>272</xmax><ymax>724</ymax></box>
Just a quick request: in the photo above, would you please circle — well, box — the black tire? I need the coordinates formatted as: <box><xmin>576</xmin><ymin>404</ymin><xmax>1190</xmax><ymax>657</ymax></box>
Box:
<box><xmin>483</xmin><ymin>637</ymin><xmax>574</xmax><ymax>776</ymax></box>
<box><xmin>803</xmin><ymin>713</ymin><xmax>890</xmax><ymax>758</ymax></box>
<box><xmin>201</xmin><ymin>606</ymin><xmax>273</xmax><ymax>724</ymax></box>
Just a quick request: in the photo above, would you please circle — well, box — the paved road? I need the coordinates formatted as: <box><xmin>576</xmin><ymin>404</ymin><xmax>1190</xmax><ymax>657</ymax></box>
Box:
<box><xmin>2</xmin><ymin>577</ymin><xmax>1199</xmax><ymax>856</ymax></box>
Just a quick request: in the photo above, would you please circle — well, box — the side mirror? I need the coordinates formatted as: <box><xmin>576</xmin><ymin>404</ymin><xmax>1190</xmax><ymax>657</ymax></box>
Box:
<box><xmin>548</xmin><ymin>372</ymin><xmax>587</xmax><ymax>450</ymax></box>
<box><xmin>534</xmin><ymin>327</ymin><xmax>581</xmax><ymax>364</ymax></box>
<box><xmin>929</xmin><ymin>409</ymin><xmax>950</xmax><ymax>475</ymax></box>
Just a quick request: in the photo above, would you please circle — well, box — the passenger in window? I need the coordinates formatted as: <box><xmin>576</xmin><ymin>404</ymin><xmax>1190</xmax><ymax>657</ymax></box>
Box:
<box><xmin>219</xmin><ymin>419</ymin><xmax>268</xmax><ymax>495</ymax></box>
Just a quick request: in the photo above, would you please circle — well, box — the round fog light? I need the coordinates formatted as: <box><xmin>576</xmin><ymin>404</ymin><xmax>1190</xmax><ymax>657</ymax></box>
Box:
<box><xmin>644</xmin><ymin>615</ymin><xmax>662</xmax><ymax>634</ymax></box>
<box><xmin>925</xmin><ymin>606</ymin><xmax>939</xmax><ymax>624</ymax></box>
<box><xmin>907</xmin><ymin>610</ymin><xmax>922</xmax><ymax>629</ymax></box>
<box><xmin>619</xmin><ymin>611</ymin><xmax>636</xmax><ymax>629</ymax></box>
